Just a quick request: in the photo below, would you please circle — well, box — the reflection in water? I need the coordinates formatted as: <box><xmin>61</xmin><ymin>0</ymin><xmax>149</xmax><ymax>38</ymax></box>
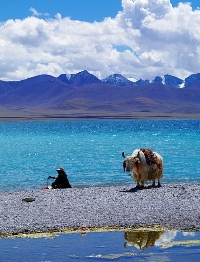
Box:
<box><xmin>0</xmin><ymin>229</ymin><xmax>200</xmax><ymax>261</ymax></box>
<box><xmin>124</xmin><ymin>230</ymin><xmax>164</xmax><ymax>249</ymax></box>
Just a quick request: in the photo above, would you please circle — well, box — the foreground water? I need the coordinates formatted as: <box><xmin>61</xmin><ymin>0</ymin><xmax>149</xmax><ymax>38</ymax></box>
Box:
<box><xmin>0</xmin><ymin>119</ymin><xmax>199</xmax><ymax>192</ymax></box>
<box><xmin>0</xmin><ymin>230</ymin><xmax>200</xmax><ymax>261</ymax></box>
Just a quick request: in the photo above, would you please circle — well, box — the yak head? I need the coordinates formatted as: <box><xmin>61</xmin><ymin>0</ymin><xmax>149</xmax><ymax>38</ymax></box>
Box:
<box><xmin>122</xmin><ymin>151</ymin><xmax>140</xmax><ymax>172</ymax></box>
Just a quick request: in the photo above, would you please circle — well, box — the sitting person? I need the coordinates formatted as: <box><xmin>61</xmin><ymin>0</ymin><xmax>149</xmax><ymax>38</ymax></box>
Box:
<box><xmin>48</xmin><ymin>167</ymin><xmax>72</xmax><ymax>189</ymax></box>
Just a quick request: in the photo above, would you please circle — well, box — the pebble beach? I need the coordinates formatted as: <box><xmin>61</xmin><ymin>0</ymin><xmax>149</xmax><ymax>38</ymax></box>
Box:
<box><xmin>0</xmin><ymin>183</ymin><xmax>200</xmax><ymax>238</ymax></box>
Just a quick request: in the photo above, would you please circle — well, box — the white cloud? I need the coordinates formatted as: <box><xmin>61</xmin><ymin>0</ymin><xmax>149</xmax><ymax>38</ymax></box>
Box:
<box><xmin>116</xmin><ymin>0</ymin><xmax>200</xmax><ymax>79</ymax></box>
<box><xmin>0</xmin><ymin>0</ymin><xmax>200</xmax><ymax>81</ymax></box>
<box><xmin>29</xmin><ymin>7</ymin><xmax>49</xmax><ymax>17</ymax></box>
<box><xmin>29</xmin><ymin>7</ymin><xmax>41</xmax><ymax>16</ymax></box>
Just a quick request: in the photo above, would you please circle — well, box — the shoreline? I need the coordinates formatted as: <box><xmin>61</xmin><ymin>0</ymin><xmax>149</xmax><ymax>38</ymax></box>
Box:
<box><xmin>0</xmin><ymin>112</ymin><xmax>200</xmax><ymax>122</ymax></box>
<box><xmin>0</xmin><ymin>183</ymin><xmax>200</xmax><ymax>238</ymax></box>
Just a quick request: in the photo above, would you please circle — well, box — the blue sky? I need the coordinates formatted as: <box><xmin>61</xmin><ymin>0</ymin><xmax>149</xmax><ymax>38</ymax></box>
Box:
<box><xmin>0</xmin><ymin>0</ymin><xmax>199</xmax><ymax>22</ymax></box>
<box><xmin>0</xmin><ymin>0</ymin><xmax>200</xmax><ymax>81</ymax></box>
<box><xmin>0</xmin><ymin>0</ymin><xmax>122</xmax><ymax>22</ymax></box>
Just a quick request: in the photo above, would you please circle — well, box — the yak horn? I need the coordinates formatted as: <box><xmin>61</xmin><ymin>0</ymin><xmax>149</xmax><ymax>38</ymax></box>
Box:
<box><xmin>122</xmin><ymin>151</ymin><xmax>126</xmax><ymax>158</ymax></box>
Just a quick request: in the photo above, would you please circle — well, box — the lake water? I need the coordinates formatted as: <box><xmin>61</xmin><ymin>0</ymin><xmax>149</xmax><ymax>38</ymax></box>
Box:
<box><xmin>0</xmin><ymin>119</ymin><xmax>200</xmax><ymax>192</ymax></box>
<box><xmin>0</xmin><ymin>119</ymin><xmax>200</xmax><ymax>261</ymax></box>
<box><xmin>1</xmin><ymin>230</ymin><xmax>200</xmax><ymax>261</ymax></box>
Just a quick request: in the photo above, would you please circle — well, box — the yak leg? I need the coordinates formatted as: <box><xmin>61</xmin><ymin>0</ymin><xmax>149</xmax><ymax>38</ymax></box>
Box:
<box><xmin>140</xmin><ymin>180</ymin><xmax>145</xmax><ymax>188</ymax></box>
<box><xmin>152</xmin><ymin>179</ymin><xmax>161</xmax><ymax>187</ymax></box>
<box><xmin>133</xmin><ymin>172</ymin><xmax>141</xmax><ymax>188</ymax></box>
<box><xmin>136</xmin><ymin>181</ymin><xmax>143</xmax><ymax>188</ymax></box>
<box><xmin>136</xmin><ymin>181</ymin><xmax>140</xmax><ymax>188</ymax></box>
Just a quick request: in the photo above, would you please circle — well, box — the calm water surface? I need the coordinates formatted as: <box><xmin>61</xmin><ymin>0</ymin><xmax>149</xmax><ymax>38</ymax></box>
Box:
<box><xmin>0</xmin><ymin>230</ymin><xmax>200</xmax><ymax>261</ymax></box>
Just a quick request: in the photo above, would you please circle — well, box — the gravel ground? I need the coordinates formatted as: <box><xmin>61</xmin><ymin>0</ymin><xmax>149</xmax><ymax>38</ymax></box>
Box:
<box><xmin>0</xmin><ymin>183</ymin><xmax>199</xmax><ymax>237</ymax></box>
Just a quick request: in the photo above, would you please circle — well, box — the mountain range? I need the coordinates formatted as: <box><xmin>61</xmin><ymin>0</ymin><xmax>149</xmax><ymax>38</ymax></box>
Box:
<box><xmin>0</xmin><ymin>70</ymin><xmax>200</xmax><ymax>120</ymax></box>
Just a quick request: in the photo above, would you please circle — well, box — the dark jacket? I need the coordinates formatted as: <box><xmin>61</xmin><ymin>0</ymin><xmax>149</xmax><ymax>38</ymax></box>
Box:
<box><xmin>51</xmin><ymin>170</ymin><xmax>72</xmax><ymax>189</ymax></box>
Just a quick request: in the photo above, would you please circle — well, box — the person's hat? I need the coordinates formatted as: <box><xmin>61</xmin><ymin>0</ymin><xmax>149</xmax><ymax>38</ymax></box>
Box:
<box><xmin>56</xmin><ymin>167</ymin><xmax>64</xmax><ymax>172</ymax></box>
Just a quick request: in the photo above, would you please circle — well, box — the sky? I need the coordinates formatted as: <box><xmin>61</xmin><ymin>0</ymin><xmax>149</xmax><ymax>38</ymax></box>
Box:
<box><xmin>0</xmin><ymin>0</ymin><xmax>200</xmax><ymax>81</ymax></box>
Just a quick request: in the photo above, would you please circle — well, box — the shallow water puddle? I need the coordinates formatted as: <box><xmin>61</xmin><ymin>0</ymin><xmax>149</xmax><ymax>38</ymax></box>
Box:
<box><xmin>0</xmin><ymin>230</ymin><xmax>200</xmax><ymax>261</ymax></box>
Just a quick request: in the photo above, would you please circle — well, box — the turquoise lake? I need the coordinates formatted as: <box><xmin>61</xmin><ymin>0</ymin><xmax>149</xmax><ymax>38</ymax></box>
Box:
<box><xmin>0</xmin><ymin>119</ymin><xmax>199</xmax><ymax>192</ymax></box>
<box><xmin>0</xmin><ymin>119</ymin><xmax>200</xmax><ymax>261</ymax></box>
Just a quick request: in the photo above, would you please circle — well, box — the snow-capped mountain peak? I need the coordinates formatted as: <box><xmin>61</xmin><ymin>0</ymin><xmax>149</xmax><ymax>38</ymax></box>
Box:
<box><xmin>102</xmin><ymin>74</ymin><xmax>135</xmax><ymax>86</ymax></box>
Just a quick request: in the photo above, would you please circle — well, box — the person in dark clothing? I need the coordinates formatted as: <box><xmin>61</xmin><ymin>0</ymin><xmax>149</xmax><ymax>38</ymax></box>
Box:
<box><xmin>48</xmin><ymin>167</ymin><xmax>72</xmax><ymax>189</ymax></box>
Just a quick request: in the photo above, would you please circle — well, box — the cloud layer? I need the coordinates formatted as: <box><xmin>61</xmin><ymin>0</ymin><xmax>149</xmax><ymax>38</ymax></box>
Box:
<box><xmin>0</xmin><ymin>0</ymin><xmax>200</xmax><ymax>81</ymax></box>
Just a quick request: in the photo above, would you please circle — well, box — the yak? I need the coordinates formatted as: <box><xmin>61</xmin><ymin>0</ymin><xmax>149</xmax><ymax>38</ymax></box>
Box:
<box><xmin>122</xmin><ymin>148</ymin><xmax>163</xmax><ymax>188</ymax></box>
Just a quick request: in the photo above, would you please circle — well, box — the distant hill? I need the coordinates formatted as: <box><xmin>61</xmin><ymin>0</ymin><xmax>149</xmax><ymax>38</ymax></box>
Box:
<box><xmin>58</xmin><ymin>70</ymin><xmax>101</xmax><ymax>86</ymax></box>
<box><xmin>0</xmin><ymin>71</ymin><xmax>200</xmax><ymax>120</ymax></box>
